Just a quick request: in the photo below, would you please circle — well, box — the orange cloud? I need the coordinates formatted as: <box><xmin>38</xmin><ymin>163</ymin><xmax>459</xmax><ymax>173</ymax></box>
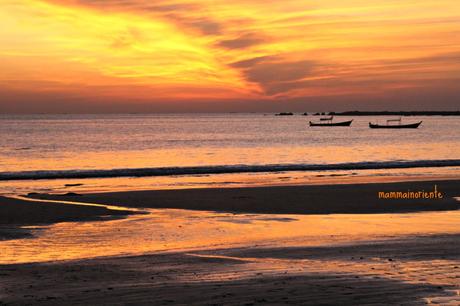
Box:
<box><xmin>1</xmin><ymin>0</ymin><xmax>460</xmax><ymax>111</ymax></box>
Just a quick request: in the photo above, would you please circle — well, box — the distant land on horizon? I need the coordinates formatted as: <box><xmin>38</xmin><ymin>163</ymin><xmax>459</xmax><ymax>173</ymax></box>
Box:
<box><xmin>2</xmin><ymin>110</ymin><xmax>460</xmax><ymax>116</ymax></box>
<box><xmin>275</xmin><ymin>111</ymin><xmax>460</xmax><ymax>116</ymax></box>
<box><xmin>329</xmin><ymin>111</ymin><xmax>460</xmax><ymax>116</ymax></box>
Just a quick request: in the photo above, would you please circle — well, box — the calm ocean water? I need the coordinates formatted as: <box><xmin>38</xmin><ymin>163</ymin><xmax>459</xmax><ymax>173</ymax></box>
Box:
<box><xmin>1</xmin><ymin>113</ymin><xmax>460</xmax><ymax>175</ymax></box>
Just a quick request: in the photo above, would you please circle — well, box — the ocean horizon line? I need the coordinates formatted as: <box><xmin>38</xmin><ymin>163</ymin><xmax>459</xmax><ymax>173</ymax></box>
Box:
<box><xmin>1</xmin><ymin>110</ymin><xmax>460</xmax><ymax>116</ymax></box>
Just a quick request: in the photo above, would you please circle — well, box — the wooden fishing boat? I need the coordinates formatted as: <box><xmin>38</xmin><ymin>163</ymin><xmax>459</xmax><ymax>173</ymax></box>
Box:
<box><xmin>309</xmin><ymin>119</ymin><xmax>353</xmax><ymax>127</ymax></box>
<box><xmin>369</xmin><ymin>118</ymin><xmax>422</xmax><ymax>129</ymax></box>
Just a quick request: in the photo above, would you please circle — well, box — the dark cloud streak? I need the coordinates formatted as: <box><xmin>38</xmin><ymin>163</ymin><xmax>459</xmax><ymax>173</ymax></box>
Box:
<box><xmin>229</xmin><ymin>55</ymin><xmax>316</xmax><ymax>95</ymax></box>
<box><xmin>218</xmin><ymin>33</ymin><xmax>266</xmax><ymax>49</ymax></box>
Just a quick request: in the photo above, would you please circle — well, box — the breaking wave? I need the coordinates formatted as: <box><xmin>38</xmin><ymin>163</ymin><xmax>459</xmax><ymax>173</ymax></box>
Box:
<box><xmin>1</xmin><ymin>159</ymin><xmax>460</xmax><ymax>181</ymax></box>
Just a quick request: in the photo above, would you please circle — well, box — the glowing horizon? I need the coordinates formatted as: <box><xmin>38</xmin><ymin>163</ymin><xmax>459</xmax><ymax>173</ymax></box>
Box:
<box><xmin>1</xmin><ymin>0</ymin><xmax>460</xmax><ymax>112</ymax></box>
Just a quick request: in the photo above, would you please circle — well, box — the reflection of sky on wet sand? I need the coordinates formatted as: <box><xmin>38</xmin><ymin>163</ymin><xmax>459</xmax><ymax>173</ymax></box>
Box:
<box><xmin>182</xmin><ymin>239</ymin><xmax>460</xmax><ymax>304</ymax></box>
<box><xmin>1</xmin><ymin>198</ymin><xmax>460</xmax><ymax>264</ymax></box>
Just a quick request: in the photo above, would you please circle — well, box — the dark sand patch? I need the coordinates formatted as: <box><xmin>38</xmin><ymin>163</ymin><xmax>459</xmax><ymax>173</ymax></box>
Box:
<box><xmin>0</xmin><ymin>196</ymin><xmax>134</xmax><ymax>240</ymax></box>
<box><xmin>0</xmin><ymin>227</ymin><xmax>33</xmax><ymax>240</ymax></box>
<box><xmin>31</xmin><ymin>180</ymin><xmax>460</xmax><ymax>214</ymax></box>
<box><xmin>209</xmin><ymin>234</ymin><xmax>460</xmax><ymax>262</ymax></box>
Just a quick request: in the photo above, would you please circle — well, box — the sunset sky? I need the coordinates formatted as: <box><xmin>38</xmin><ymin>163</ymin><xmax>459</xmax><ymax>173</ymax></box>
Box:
<box><xmin>1</xmin><ymin>0</ymin><xmax>460</xmax><ymax>112</ymax></box>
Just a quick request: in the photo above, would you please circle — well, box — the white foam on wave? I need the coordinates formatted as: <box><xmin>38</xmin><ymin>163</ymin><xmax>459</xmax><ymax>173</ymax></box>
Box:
<box><xmin>1</xmin><ymin>159</ymin><xmax>460</xmax><ymax>181</ymax></box>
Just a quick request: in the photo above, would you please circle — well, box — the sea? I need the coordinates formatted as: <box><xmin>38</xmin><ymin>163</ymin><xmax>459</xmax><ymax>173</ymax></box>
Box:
<box><xmin>1</xmin><ymin>113</ymin><xmax>459</xmax><ymax>194</ymax></box>
<box><xmin>1</xmin><ymin>113</ymin><xmax>460</xmax><ymax>264</ymax></box>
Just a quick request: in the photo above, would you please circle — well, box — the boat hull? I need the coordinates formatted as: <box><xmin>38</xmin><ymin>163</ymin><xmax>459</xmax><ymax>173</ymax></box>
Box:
<box><xmin>369</xmin><ymin>121</ymin><xmax>422</xmax><ymax>129</ymax></box>
<box><xmin>309</xmin><ymin>120</ymin><xmax>353</xmax><ymax>127</ymax></box>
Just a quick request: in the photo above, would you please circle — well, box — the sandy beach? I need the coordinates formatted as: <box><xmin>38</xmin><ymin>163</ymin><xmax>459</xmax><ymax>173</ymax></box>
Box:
<box><xmin>0</xmin><ymin>179</ymin><xmax>459</xmax><ymax>305</ymax></box>
<box><xmin>1</xmin><ymin>234</ymin><xmax>459</xmax><ymax>305</ymax></box>
<box><xmin>30</xmin><ymin>179</ymin><xmax>460</xmax><ymax>214</ymax></box>
<box><xmin>0</xmin><ymin>196</ymin><xmax>134</xmax><ymax>240</ymax></box>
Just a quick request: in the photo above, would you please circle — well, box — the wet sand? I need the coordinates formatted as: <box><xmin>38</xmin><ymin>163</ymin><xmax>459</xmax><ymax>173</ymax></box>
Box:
<box><xmin>31</xmin><ymin>179</ymin><xmax>460</xmax><ymax>214</ymax></box>
<box><xmin>0</xmin><ymin>196</ymin><xmax>133</xmax><ymax>240</ymax></box>
<box><xmin>1</xmin><ymin>179</ymin><xmax>459</xmax><ymax>304</ymax></box>
<box><xmin>1</xmin><ymin>234</ymin><xmax>458</xmax><ymax>305</ymax></box>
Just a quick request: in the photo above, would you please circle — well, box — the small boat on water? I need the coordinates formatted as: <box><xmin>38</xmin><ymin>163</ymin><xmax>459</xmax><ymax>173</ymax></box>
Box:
<box><xmin>309</xmin><ymin>119</ymin><xmax>353</xmax><ymax>127</ymax></box>
<box><xmin>369</xmin><ymin>118</ymin><xmax>422</xmax><ymax>129</ymax></box>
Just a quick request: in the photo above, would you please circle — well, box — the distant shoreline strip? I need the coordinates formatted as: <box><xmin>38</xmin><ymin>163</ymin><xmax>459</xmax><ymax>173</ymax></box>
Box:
<box><xmin>330</xmin><ymin>111</ymin><xmax>460</xmax><ymax>116</ymax></box>
<box><xmin>1</xmin><ymin>160</ymin><xmax>460</xmax><ymax>181</ymax></box>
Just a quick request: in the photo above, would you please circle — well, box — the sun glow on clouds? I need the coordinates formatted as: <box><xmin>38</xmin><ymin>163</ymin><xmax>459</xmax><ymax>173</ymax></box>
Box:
<box><xmin>0</xmin><ymin>0</ymin><xmax>251</xmax><ymax>101</ymax></box>
<box><xmin>1</xmin><ymin>0</ymin><xmax>460</xmax><ymax>109</ymax></box>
